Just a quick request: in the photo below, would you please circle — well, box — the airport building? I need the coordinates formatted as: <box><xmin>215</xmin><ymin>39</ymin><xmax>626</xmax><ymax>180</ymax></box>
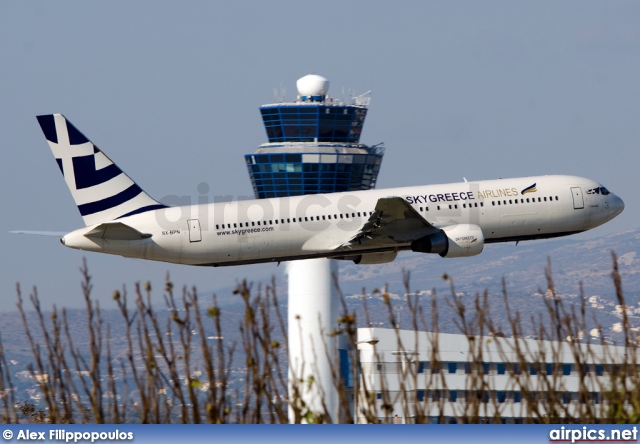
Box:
<box><xmin>350</xmin><ymin>328</ymin><xmax>630</xmax><ymax>423</ymax></box>
<box><xmin>244</xmin><ymin>74</ymin><xmax>384</xmax><ymax>198</ymax></box>
<box><xmin>244</xmin><ymin>75</ymin><xmax>384</xmax><ymax>422</ymax></box>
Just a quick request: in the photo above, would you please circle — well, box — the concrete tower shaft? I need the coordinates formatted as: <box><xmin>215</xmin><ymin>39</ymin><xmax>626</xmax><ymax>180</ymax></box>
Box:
<box><xmin>244</xmin><ymin>75</ymin><xmax>384</xmax><ymax>423</ymax></box>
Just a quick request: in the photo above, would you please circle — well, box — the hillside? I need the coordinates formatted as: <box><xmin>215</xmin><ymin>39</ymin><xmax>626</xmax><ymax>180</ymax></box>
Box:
<box><xmin>337</xmin><ymin>228</ymin><xmax>640</xmax><ymax>341</ymax></box>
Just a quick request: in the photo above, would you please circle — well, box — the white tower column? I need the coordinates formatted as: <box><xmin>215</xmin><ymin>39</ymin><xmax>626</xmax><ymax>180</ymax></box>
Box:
<box><xmin>287</xmin><ymin>258</ymin><xmax>339</xmax><ymax>423</ymax></box>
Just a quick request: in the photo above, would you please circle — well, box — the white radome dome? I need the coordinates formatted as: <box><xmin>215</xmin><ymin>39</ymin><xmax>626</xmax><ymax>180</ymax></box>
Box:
<box><xmin>296</xmin><ymin>74</ymin><xmax>330</xmax><ymax>97</ymax></box>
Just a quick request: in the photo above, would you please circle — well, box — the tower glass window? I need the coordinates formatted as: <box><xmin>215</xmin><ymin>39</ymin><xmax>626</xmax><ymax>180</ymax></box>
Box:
<box><xmin>260</xmin><ymin>105</ymin><xmax>367</xmax><ymax>144</ymax></box>
<box><xmin>247</xmin><ymin>76</ymin><xmax>383</xmax><ymax>199</ymax></box>
<box><xmin>246</xmin><ymin>151</ymin><xmax>383</xmax><ymax>198</ymax></box>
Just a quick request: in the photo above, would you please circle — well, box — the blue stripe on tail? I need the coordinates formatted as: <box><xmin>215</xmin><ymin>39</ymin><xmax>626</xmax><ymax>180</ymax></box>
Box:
<box><xmin>117</xmin><ymin>204</ymin><xmax>168</xmax><ymax>219</ymax></box>
<box><xmin>37</xmin><ymin>115</ymin><xmax>58</xmax><ymax>143</ymax></box>
<box><xmin>78</xmin><ymin>183</ymin><xmax>144</xmax><ymax>216</ymax></box>
<box><xmin>66</xmin><ymin>120</ymin><xmax>89</xmax><ymax>145</ymax></box>
<box><xmin>72</xmin><ymin>155</ymin><xmax>123</xmax><ymax>189</ymax></box>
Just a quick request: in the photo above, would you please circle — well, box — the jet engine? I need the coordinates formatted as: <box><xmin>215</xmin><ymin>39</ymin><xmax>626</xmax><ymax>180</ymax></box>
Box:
<box><xmin>411</xmin><ymin>224</ymin><xmax>484</xmax><ymax>258</ymax></box>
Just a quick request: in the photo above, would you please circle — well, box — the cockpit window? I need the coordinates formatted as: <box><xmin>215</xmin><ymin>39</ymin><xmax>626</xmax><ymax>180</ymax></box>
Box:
<box><xmin>587</xmin><ymin>186</ymin><xmax>611</xmax><ymax>195</ymax></box>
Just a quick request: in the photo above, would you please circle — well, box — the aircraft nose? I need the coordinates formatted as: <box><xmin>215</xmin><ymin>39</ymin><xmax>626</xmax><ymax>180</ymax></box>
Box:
<box><xmin>612</xmin><ymin>195</ymin><xmax>625</xmax><ymax>217</ymax></box>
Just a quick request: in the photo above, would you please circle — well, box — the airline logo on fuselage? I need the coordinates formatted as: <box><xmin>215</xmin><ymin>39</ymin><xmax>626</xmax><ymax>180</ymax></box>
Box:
<box><xmin>405</xmin><ymin>192</ymin><xmax>474</xmax><ymax>204</ymax></box>
<box><xmin>404</xmin><ymin>185</ymin><xmax>535</xmax><ymax>204</ymax></box>
<box><xmin>476</xmin><ymin>187</ymin><xmax>519</xmax><ymax>199</ymax></box>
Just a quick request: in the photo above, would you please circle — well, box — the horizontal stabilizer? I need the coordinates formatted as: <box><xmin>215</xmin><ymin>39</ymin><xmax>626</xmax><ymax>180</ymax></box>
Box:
<box><xmin>10</xmin><ymin>230</ymin><xmax>66</xmax><ymax>237</ymax></box>
<box><xmin>84</xmin><ymin>222</ymin><xmax>151</xmax><ymax>241</ymax></box>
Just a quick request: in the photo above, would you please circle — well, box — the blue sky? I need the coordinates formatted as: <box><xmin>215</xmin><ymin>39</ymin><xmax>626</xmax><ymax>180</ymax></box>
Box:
<box><xmin>1</xmin><ymin>1</ymin><xmax>638</xmax><ymax>312</ymax></box>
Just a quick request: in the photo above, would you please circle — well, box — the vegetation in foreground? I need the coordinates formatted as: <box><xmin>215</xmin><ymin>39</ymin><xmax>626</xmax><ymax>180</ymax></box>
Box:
<box><xmin>1</xmin><ymin>253</ymin><xmax>638</xmax><ymax>424</ymax></box>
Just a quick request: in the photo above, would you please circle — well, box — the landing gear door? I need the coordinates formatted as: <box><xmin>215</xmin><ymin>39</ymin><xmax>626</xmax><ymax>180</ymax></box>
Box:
<box><xmin>571</xmin><ymin>187</ymin><xmax>584</xmax><ymax>210</ymax></box>
<box><xmin>188</xmin><ymin>219</ymin><xmax>202</xmax><ymax>242</ymax></box>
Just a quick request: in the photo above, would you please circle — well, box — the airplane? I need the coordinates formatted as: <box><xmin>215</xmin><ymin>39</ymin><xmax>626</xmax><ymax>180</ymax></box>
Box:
<box><xmin>16</xmin><ymin>114</ymin><xmax>624</xmax><ymax>266</ymax></box>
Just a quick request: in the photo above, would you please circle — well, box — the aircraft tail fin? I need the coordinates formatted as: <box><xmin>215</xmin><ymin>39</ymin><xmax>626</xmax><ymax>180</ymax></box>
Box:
<box><xmin>36</xmin><ymin>114</ymin><xmax>166</xmax><ymax>226</ymax></box>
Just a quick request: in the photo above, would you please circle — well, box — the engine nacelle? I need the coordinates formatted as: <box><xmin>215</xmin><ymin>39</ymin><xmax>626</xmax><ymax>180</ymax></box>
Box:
<box><xmin>440</xmin><ymin>224</ymin><xmax>484</xmax><ymax>257</ymax></box>
<box><xmin>410</xmin><ymin>231</ymin><xmax>448</xmax><ymax>255</ymax></box>
<box><xmin>411</xmin><ymin>224</ymin><xmax>484</xmax><ymax>258</ymax></box>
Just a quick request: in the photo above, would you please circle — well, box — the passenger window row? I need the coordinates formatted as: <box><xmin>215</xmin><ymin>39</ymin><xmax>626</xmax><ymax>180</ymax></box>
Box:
<box><xmin>419</xmin><ymin>202</ymin><xmax>484</xmax><ymax>212</ymax></box>
<box><xmin>215</xmin><ymin>211</ymin><xmax>375</xmax><ymax>230</ymax></box>
<box><xmin>491</xmin><ymin>196</ymin><xmax>559</xmax><ymax>206</ymax></box>
<box><xmin>215</xmin><ymin>195</ymin><xmax>561</xmax><ymax>229</ymax></box>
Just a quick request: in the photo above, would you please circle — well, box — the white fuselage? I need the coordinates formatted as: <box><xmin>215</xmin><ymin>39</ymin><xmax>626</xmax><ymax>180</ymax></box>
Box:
<box><xmin>61</xmin><ymin>175</ymin><xmax>624</xmax><ymax>266</ymax></box>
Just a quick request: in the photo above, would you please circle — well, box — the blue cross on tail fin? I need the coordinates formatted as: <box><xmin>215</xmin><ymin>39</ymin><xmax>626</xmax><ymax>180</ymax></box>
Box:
<box><xmin>36</xmin><ymin>114</ymin><xmax>166</xmax><ymax>226</ymax></box>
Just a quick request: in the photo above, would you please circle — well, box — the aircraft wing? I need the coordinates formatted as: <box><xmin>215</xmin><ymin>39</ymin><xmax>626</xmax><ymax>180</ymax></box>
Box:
<box><xmin>337</xmin><ymin>196</ymin><xmax>440</xmax><ymax>250</ymax></box>
<box><xmin>84</xmin><ymin>222</ymin><xmax>151</xmax><ymax>240</ymax></box>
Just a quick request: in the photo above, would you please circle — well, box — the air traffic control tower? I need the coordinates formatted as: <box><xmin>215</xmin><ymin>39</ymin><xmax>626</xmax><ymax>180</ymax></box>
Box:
<box><xmin>245</xmin><ymin>74</ymin><xmax>384</xmax><ymax>198</ymax></box>
<box><xmin>244</xmin><ymin>74</ymin><xmax>384</xmax><ymax>422</ymax></box>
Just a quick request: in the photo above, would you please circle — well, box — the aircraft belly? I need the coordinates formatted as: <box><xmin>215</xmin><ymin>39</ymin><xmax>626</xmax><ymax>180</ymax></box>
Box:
<box><xmin>301</xmin><ymin>232</ymin><xmax>339</xmax><ymax>252</ymax></box>
<box><xmin>500</xmin><ymin>212</ymin><xmax>537</xmax><ymax>237</ymax></box>
<box><xmin>236</xmin><ymin>235</ymin><xmax>263</xmax><ymax>261</ymax></box>
<box><xmin>99</xmin><ymin>239</ymin><xmax>149</xmax><ymax>260</ymax></box>
<box><xmin>146</xmin><ymin>236</ymin><xmax>183</xmax><ymax>263</ymax></box>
